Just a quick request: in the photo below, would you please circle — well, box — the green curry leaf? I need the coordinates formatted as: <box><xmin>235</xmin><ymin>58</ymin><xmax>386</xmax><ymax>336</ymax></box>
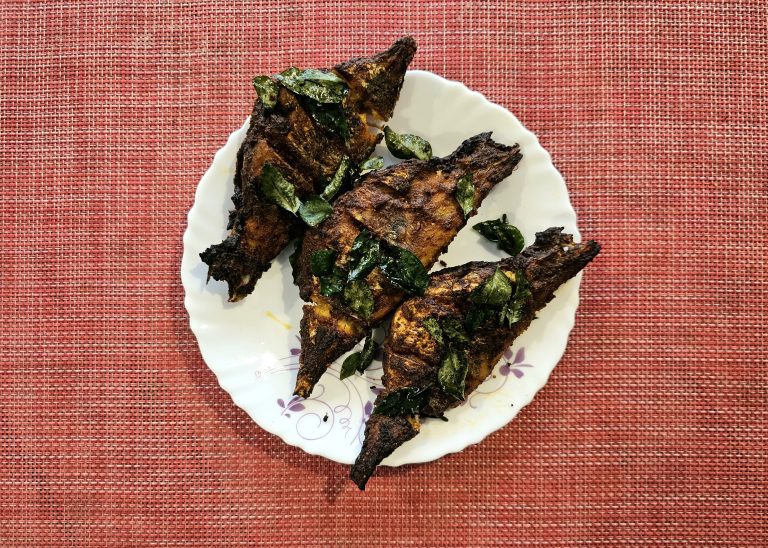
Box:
<box><xmin>310</xmin><ymin>249</ymin><xmax>337</xmax><ymax>277</ymax></box>
<box><xmin>373</xmin><ymin>387</ymin><xmax>430</xmax><ymax>417</ymax></box>
<box><xmin>356</xmin><ymin>332</ymin><xmax>379</xmax><ymax>373</ymax></box>
<box><xmin>359</xmin><ymin>156</ymin><xmax>384</xmax><ymax>175</ymax></box>
<box><xmin>437</xmin><ymin>344</ymin><xmax>469</xmax><ymax>401</ymax></box>
<box><xmin>464</xmin><ymin>305</ymin><xmax>494</xmax><ymax>333</ymax></box>
<box><xmin>423</xmin><ymin>317</ymin><xmax>443</xmax><ymax>345</ymax></box>
<box><xmin>319</xmin><ymin>266</ymin><xmax>347</xmax><ymax>297</ymax></box>
<box><xmin>339</xmin><ymin>352</ymin><xmax>359</xmax><ymax>380</ymax></box>
<box><xmin>303</xmin><ymin>100</ymin><xmax>350</xmax><ymax>139</ymax></box>
<box><xmin>424</xmin><ymin>316</ymin><xmax>470</xmax><ymax>347</ymax></box>
<box><xmin>455</xmin><ymin>172</ymin><xmax>476</xmax><ymax>218</ymax></box>
<box><xmin>383</xmin><ymin>126</ymin><xmax>432</xmax><ymax>160</ymax></box>
<box><xmin>340</xmin><ymin>331</ymin><xmax>378</xmax><ymax>379</ymax></box>
<box><xmin>321</xmin><ymin>156</ymin><xmax>351</xmax><ymax>201</ymax></box>
<box><xmin>346</xmin><ymin>229</ymin><xmax>380</xmax><ymax>282</ymax></box>
<box><xmin>298</xmin><ymin>196</ymin><xmax>333</xmax><ymax>227</ymax></box>
<box><xmin>440</xmin><ymin>317</ymin><xmax>470</xmax><ymax>346</ymax></box>
<box><xmin>473</xmin><ymin>214</ymin><xmax>525</xmax><ymax>256</ymax></box>
<box><xmin>470</xmin><ymin>268</ymin><xmax>513</xmax><ymax>308</ymax></box>
<box><xmin>499</xmin><ymin>270</ymin><xmax>532</xmax><ymax>327</ymax></box>
<box><xmin>260</xmin><ymin>163</ymin><xmax>301</xmax><ymax>214</ymax></box>
<box><xmin>343</xmin><ymin>279</ymin><xmax>374</xmax><ymax>319</ymax></box>
<box><xmin>275</xmin><ymin>67</ymin><xmax>348</xmax><ymax>104</ymax></box>
<box><xmin>379</xmin><ymin>245</ymin><xmax>429</xmax><ymax>296</ymax></box>
<box><xmin>252</xmin><ymin>76</ymin><xmax>279</xmax><ymax>109</ymax></box>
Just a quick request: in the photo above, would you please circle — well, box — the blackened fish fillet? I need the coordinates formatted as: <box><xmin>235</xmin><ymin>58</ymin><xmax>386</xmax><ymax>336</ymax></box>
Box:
<box><xmin>201</xmin><ymin>37</ymin><xmax>417</xmax><ymax>302</ymax></box>
<box><xmin>350</xmin><ymin>228</ymin><xmax>600</xmax><ymax>489</ymax></box>
<box><xmin>293</xmin><ymin>133</ymin><xmax>523</xmax><ymax>398</ymax></box>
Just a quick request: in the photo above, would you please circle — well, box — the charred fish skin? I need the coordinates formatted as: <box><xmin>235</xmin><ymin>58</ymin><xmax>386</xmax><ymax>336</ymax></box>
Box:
<box><xmin>335</xmin><ymin>36</ymin><xmax>417</xmax><ymax>121</ymax></box>
<box><xmin>293</xmin><ymin>134</ymin><xmax>523</xmax><ymax>398</ymax></box>
<box><xmin>199</xmin><ymin>201</ymin><xmax>300</xmax><ymax>302</ymax></box>
<box><xmin>200</xmin><ymin>38</ymin><xmax>417</xmax><ymax>302</ymax></box>
<box><xmin>294</xmin><ymin>133</ymin><xmax>523</xmax><ymax>306</ymax></box>
<box><xmin>294</xmin><ymin>302</ymin><xmax>363</xmax><ymax>399</ymax></box>
<box><xmin>350</xmin><ymin>228</ymin><xmax>600</xmax><ymax>489</ymax></box>
<box><xmin>348</xmin><ymin>414</ymin><xmax>419</xmax><ymax>491</ymax></box>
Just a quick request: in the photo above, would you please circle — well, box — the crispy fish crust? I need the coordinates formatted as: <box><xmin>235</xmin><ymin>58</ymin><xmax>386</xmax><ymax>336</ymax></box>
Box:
<box><xmin>201</xmin><ymin>37</ymin><xmax>417</xmax><ymax>302</ymax></box>
<box><xmin>350</xmin><ymin>228</ymin><xmax>601</xmax><ymax>489</ymax></box>
<box><xmin>293</xmin><ymin>133</ymin><xmax>523</xmax><ymax>398</ymax></box>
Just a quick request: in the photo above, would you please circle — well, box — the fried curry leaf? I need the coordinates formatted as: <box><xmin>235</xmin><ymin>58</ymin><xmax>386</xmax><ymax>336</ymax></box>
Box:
<box><xmin>423</xmin><ymin>317</ymin><xmax>443</xmax><ymax>345</ymax></box>
<box><xmin>356</xmin><ymin>332</ymin><xmax>379</xmax><ymax>373</ymax></box>
<box><xmin>252</xmin><ymin>76</ymin><xmax>279</xmax><ymax>109</ymax></box>
<box><xmin>437</xmin><ymin>344</ymin><xmax>469</xmax><ymax>401</ymax></box>
<box><xmin>440</xmin><ymin>317</ymin><xmax>470</xmax><ymax>346</ymax></box>
<box><xmin>260</xmin><ymin>163</ymin><xmax>301</xmax><ymax>214</ymax></box>
<box><xmin>470</xmin><ymin>268</ymin><xmax>513</xmax><ymax>308</ymax></box>
<box><xmin>343</xmin><ymin>279</ymin><xmax>374</xmax><ymax>319</ymax></box>
<box><xmin>499</xmin><ymin>269</ymin><xmax>532</xmax><ymax>327</ymax></box>
<box><xmin>424</xmin><ymin>316</ymin><xmax>469</xmax><ymax>347</ymax></box>
<box><xmin>473</xmin><ymin>214</ymin><xmax>525</xmax><ymax>256</ymax></box>
<box><xmin>373</xmin><ymin>387</ymin><xmax>430</xmax><ymax>417</ymax></box>
<box><xmin>464</xmin><ymin>305</ymin><xmax>494</xmax><ymax>333</ymax></box>
<box><xmin>340</xmin><ymin>351</ymin><xmax>361</xmax><ymax>380</ymax></box>
<box><xmin>455</xmin><ymin>171</ymin><xmax>476</xmax><ymax>218</ymax></box>
<box><xmin>275</xmin><ymin>67</ymin><xmax>348</xmax><ymax>104</ymax></box>
<box><xmin>464</xmin><ymin>268</ymin><xmax>515</xmax><ymax>331</ymax></box>
<box><xmin>347</xmin><ymin>229</ymin><xmax>380</xmax><ymax>282</ymax></box>
<box><xmin>310</xmin><ymin>249</ymin><xmax>337</xmax><ymax>277</ymax></box>
<box><xmin>262</xmin><ymin>164</ymin><xmax>333</xmax><ymax>226</ymax></box>
<box><xmin>359</xmin><ymin>156</ymin><xmax>384</xmax><ymax>175</ymax></box>
<box><xmin>340</xmin><ymin>331</ymin><xmax>378</xmax><ymax>379</ymax></box>
<box><xmin>298</xmin><ymin>196</ymin><xmax>333</xmax><ymax>227</ymax></box>
<box><xmin>383</xmin><ymin>126</ymin><xmax>432</xmax><ymax>160</ymax></box>
<box><xmin>321</xmin><ymin>155</ymin><xmax>351</xmax><ymax>201</ymax></box>
<box><xmin>319</xmin><ymin>266</ymin><xmax>347</xmax><ymax>297</ymax></box>
<box><xmin>304</xmin><ymin>100</ymin><xmax>350</xmax><ymax>139</ymax></box>
<box><xmin>379</xmin><ymin>245</ymin><xmax>429</xmax><ymax>296</ymax></box>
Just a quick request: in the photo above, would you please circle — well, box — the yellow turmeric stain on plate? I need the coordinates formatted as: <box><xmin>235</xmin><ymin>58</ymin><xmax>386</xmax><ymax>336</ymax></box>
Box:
<box><xmin>265</xmin><ymin>311</ymin><xmax>292</xmax><ymax>330</ymax></box>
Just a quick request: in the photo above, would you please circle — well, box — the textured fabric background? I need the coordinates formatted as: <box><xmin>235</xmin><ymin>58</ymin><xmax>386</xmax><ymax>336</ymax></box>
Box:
<box><xmin>1</xmin><ymin>1</ymin><xmax>766</xmax><ymax>546</ymax></box>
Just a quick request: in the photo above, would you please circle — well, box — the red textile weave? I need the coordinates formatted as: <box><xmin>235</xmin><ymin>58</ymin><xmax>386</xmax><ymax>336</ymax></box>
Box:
<box><xmin>1</xmin><ymin>1</ymin><xmax>766</xmax><ymax>545</ymax></box>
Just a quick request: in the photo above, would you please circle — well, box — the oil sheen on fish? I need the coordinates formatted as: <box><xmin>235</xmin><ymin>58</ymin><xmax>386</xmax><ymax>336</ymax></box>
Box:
<box><xmin>293</xmin><ymin>133</ymin><xmax>523</xmax><ymax>398</ymax></box>
<box><xmin>350</xmin><ymin>227</ymin><xmax>601</xmax><ymax>489</ymax></box>
<box><xmin>200</xmin><ymin>37</ymin><xmax>417</xmax><ymax>302</ymax></box>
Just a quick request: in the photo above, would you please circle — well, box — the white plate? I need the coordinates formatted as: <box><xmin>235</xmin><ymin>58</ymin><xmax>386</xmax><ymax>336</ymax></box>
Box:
<box><xmin>181</xmin><ymin>70</ymin><xmax>581</xmax><ymax>466</ymax></box>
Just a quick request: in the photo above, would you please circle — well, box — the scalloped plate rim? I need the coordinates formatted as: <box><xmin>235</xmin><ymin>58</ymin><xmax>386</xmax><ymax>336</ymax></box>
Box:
<box><xmin>181</xmin><ymin>69</ymin><xmax>581</xmax><ymax>467</ymax></box>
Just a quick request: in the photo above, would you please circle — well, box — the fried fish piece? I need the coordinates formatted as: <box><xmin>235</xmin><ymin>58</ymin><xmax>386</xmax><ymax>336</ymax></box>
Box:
<box><xmin>201</xmin><ymin>37</ymin><xmax>417</xmax><ymax>302</ymax></box>
<box><xmin>350</xmin><ymin>227</ymin><xmax>601</xmax><ymax>489</ymax></box>
<box><xmin>293</xmin><ymin>133</ymin><xmax>523</xmax><ymax>398</ymax></box>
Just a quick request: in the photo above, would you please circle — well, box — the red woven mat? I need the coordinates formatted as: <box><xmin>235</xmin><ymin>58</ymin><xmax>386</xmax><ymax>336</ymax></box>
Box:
<box><xmin>2</xmin><ymin>1</ymin><xmax>766</xmax><ymax>545</ymax></box>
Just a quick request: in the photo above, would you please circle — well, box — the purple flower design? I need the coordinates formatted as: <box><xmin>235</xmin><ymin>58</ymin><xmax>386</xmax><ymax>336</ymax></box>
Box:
<box><xmin>289</xmin><ymin>335</ymin><xmax>301</xmax><ymax>356</ymax></box>
<box><xmin>499</xmin><ymin>347</ymin><xmax>533</xmax><ymax>379</ymax></box>
<box><xmin>277</xmin><ymin>395</ymin><xmax>305</xmax><ymax>418</ymax></box>
<box><xmin>265</xmin><ymin>333</ymin><xmax>386</xmax><ymax>444</ymax></box>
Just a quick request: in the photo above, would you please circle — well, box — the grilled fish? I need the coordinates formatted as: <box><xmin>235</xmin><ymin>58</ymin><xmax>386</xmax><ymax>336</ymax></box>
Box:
<box><xmin>201</xmin><ymin>37</ymin><xmax>417</xmax><ymax>302</ymax></box>
<box><xmin>293</xmin><ymin>133</ymin><xmax>523</xmax><ymax>398</ymax></box>
<box><xmin>350</xmin><ymin>227</ymin><xmax>600</xmax><ymax>489</ymax></box>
